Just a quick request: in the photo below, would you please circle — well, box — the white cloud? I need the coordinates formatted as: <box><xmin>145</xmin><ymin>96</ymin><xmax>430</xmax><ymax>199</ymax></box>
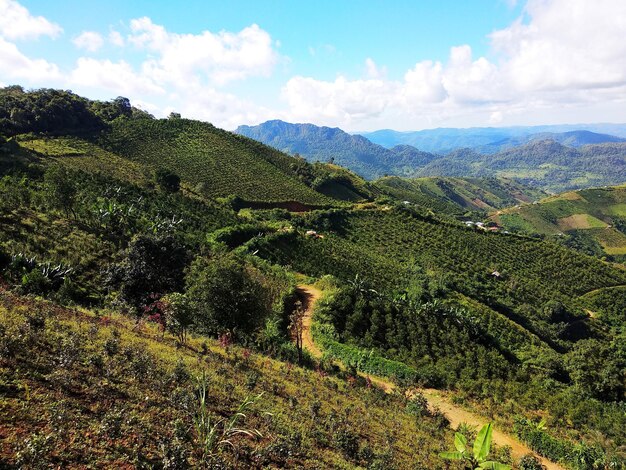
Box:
<box><xmin>0</xmin><ymin>36</ymin><xmax>60</xmax><ymax>81</ymax></box>
<box><xmin>279</xmin><ymin>0</ymin><xmax>626</xmax><ymax>130</ymax></box>
<box><xmin>282</xmin><ymin>75</ymin><xmax>393</xmax><ymax>126</ymax></box>
<box><xmin>365</xmin><ymin>58</ymin><xmax>387</xmax><ymax>79</ymax></box>
<box><xmin>403</xmin><ymin>60</ymin><xmax>446</xmax><ymax>105</ymax></box>
<box><xmin>491</xmin><ymin>0</ymin><xmax>626</xmax><ymax>92</ymax></box>
<box><xmin>69</xmin><ymin>57</ymin><xmax>164</xmax><ymax>96</ymax></box>
<box><xmin>0</xmin><ymin>0</ymin><xmax>62</xmax><ymax>40</ymax></box>
<box><xmin>108</xmin><ymin>30</ymin><xmax>124</xmax><ymax>47</ymax></box>
<box><xmin>127</xmin><ymin>17</ymin><xmax>279</xmax><ymax>85</ymax></box>
<box><xmin>174</xmin><ymin>85</ymin><xmax>276</xmax><ymax>129</ymax></box>
<box><xmin>73</xmin><ymin>31</ymin><xmax>104</xmax><ymax>52</ymax></box>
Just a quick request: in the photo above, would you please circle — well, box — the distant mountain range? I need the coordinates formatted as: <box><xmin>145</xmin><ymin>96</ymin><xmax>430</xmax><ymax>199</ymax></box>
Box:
<box><xmin>362</xmin><ymin>124</ymin><xmax>626</xmax><ymax>154</ymax></box>
<box><xmin>236</xmin><ymin>120</ymin><xmax>437</xmax><ymax>179</ymax></box>
<box><xmin>236</xmin><ymin>120</ymin><xmax>626</xmax><ymax>192</ymax></box>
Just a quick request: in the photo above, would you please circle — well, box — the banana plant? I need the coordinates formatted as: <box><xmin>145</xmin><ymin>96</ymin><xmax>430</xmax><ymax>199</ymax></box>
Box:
<box><xmin>440</xmin><ymin>423</ymin><xmax>511</xmax><ymax>470</ymax></box>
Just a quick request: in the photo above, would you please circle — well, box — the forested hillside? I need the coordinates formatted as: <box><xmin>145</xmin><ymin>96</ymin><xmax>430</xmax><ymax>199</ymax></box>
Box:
<box><xmin>1</xmin><ymin>87</ymin><xmax>625</xmax><ymax>469</ymax></box>
<box><xmin>236</xmin><ymin>120</ymin><xmax>440</xmax><ymax>179</ymax></box>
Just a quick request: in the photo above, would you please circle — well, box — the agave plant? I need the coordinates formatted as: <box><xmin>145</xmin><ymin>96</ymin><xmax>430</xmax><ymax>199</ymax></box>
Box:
<box><xmin>194</xmin><ymin>372</ymin><xmax>265</xmax><ymax>462</ymax></box>
<box><xmin>440</xmin><ymin>422</ymin><xmax>511</xmax><ymax>469</ymax></box>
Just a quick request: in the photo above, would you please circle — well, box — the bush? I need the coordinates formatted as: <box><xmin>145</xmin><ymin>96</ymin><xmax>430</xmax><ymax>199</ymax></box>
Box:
<box><xmin>185</xmin><ymin>254</ymin><xmax>268</xmax><ymax>339</ymax></box>
<box><xmin>155</xmin><ymin>168</ymin><xmax>181</xmax><ymax>193</ymax></box>
<box><xmin>518</xmin><ymin>454</ymin><xmax>545</xmax><ymax>470</ymax></box>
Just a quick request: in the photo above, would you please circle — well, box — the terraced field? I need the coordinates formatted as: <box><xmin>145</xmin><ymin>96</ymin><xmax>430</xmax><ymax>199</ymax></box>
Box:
<box><xmin>493</xmin><ymin>185</ymin><xmax>626</xmax><ymax>260</ymax></box>
<box><xmin>102</xmin><ymin>119</ymin><xmax>336</xmax><ymax>205</ymax></box>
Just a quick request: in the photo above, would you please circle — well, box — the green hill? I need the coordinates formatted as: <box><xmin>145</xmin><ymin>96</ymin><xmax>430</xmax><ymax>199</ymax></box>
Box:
<box><xmin>1</xmin><ymin>87</ymin><xmax>626</xmax><ymax>468</ymax></box>
<box><xmin>1</xmin><ymin>87</ymin><xmax>375</xmax><ymax>209</ymax></box>
<box><xmin>493</xmin><ymin>185</ymin><xmax>626</xmax><ymax>261</ymax></box>
<box><xmin>375</xmin><ymin>176</ymin><xmax>546</xmax><ymax>215</ymax></box>
<box><xmin>417</xmin><ymin>140</ymin><xmax>626</xmax><ymax>192</ymax></box>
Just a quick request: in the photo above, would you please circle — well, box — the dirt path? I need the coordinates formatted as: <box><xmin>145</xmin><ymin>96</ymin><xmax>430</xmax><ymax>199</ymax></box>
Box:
<box><xmin>296</xmin><ymin>285</ymin><xmax>323</xmax><ymax>359</ymax></box>
<box><xmin>295</xmin><ymin>284</ymin><xmax>565</xmax><ymax>470</ymax></box>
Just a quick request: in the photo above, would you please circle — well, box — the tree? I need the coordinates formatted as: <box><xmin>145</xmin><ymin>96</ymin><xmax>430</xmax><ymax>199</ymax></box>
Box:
<box><xmin>155</xmin><ymin>168</ymin><xmax>181</xmax><ymax>193</ymax></box>
<box><xmin>44</xmin><ymin>166</ymin><xmax>77</xmax><ymax>218</ymax></box>
<box><xmin>185</xmin><ymin>255</ymin><xmax>267</xmax><ymax>339</ymax></box>
<box><xmin>163</xmin><ymin>292</ymin><xmax>194</xmax><ymax>344</ymax></box>
<box><xmin>440</xmin><ymin>423</ymin><xmax>511</xmax><ymax>469</ymax></box>
<box><xmin>106</xmin><ymin>235</ymin><xmax>189</xmax><ymax>315</ymax></box>
<box><xmin>289</xmin><ymin>299</ymin><xmax>305</xmax><ymax>363</ymax></box>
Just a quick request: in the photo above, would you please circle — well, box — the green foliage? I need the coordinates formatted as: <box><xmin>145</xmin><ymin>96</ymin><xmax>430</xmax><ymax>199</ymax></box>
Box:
<box><xmin>44</xmin><ymin>165</ymin><xmax>77</xmax><ymax>218</ymax></box>
<box><xmin>440</xmin><ymin>423</ymin><xmax>511</xmax><ymax>469</ymax></box>
<box><xmin>0</xmin><ymin>86</ymin><xmax>104</xmax><ymax>136</ymax></box>
<box><xmin>193</xmin><ymin>371</ymin><xmax>263</xmax><ymax>462</ymax></box>
<box><xmin>154</xmin><ymin>168</ymin><xmax>181</xmax><ymax>193</ymax></box>
<box><xmin>107</xmin><ymin>235</ymin><xmax>189</xmax><ymax>314</ymax></box>
<box><xmin>185</xmin><ymin>254</ymin><xmax>268</xmax><ymax>338</ymax></box>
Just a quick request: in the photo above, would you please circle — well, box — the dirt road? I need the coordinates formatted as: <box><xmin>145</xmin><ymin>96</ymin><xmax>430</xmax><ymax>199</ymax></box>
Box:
<box><xmin>295</xmin><ymin>284</ymin><xmax>564</xmax><ymax>470</ymax></box>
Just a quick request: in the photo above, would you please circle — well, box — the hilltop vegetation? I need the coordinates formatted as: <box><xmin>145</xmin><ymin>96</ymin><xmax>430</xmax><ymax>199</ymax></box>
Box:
<box><xmin>493</xmin><ymin>185</ymin><xmax>626</xmax><ymax>262</ymax></box>
<box><xmin>1</xmin><ymin>87</ymin><xmax>625</xmax><ymax>469</ymax></box>
<box><xmin>375</xmin><ymin>176</ymin><xmax>547</xmax><ymax>215</ymax></box>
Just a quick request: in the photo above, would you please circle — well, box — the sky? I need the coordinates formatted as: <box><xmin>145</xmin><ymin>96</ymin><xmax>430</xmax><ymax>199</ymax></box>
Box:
<box><xmin>1</xmin><ymin>0</ymin><xmax>626</xmax><ymax>131</ymax></box>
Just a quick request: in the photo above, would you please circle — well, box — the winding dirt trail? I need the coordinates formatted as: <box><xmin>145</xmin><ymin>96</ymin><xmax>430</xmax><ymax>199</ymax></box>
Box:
<box><xmin>295</xmin><ymin>284</ymin><xmax>564</xmax><ymax>470</ymax></box>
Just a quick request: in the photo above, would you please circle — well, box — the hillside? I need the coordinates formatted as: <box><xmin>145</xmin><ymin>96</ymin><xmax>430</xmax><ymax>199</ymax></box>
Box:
<box><xmin>1</xmin><ymin>87</ymin><xmax>625</xmax><ymax>469</ymax></box>
<box><xmin>0</xmin><ymin>290</ymin><xmax>456</xmax><ymax>468</ymax></box>
<box><xmin>375</xmin><ymin>176</ymin><xmax>547</xmax><ymax>214</ymax></box>
<box><xmin>492</xmin><ymin>185</ymin><xmax>626</xmax><ymax>261</ymax></box>
<box><xmin>235</xmin><ymin>120</ymin><xmax>439</xmax><ymax>180</ymax></box>
<box><xmin>416</xmin><ymin>140</ymin><xmax>626</xmax><ymax>192</ymax></box>
<box><xmin>1</xmin><ymin>87</ymin><xmax>371</xmax><ymax>209</ymax></box>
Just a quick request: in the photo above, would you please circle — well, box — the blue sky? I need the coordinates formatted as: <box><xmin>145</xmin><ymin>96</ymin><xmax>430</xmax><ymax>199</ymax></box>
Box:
<box><xmin>2</xmin><ymin>0</ymin><xmax>626</xmax><ymax>131</ymax></box>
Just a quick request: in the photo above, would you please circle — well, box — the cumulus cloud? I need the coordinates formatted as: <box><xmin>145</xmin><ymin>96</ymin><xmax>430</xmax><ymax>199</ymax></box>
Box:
<box><xmin>69</xmin><ymin>57</ymin><xmax>164</xmax><ymax>96</ymax></box>
<box><xmin>108</xmin><ymin>30</ymin><xmax>124</xmax><ymax>47</ymax></box>
<box><xmin>279</xmin><ymin>0</ymin><xmax>626</xmax><ymax>129</ymax></box>
<box><xmin>73</xmin><ymin>31</ymin><xmax>104</xmax><ymax>52</ymax></box>
<box><xmin>491</xmin><ymin>0</ymin><xmax>626</xmax><ymax>92</ymax></box>
<box><xmin>0</xmin><ymin>0</ymin><xmax>62</xmax><ymax>40</ymax></box>
<box><xmin>0</xmin><ymin>36</ymin><xmax>60</xmax><ymax>81</ymax></box>
<box><xmin>127</xmin><ymin>17</ymin><xmax>279</xmax><ymax>85</ymax></box>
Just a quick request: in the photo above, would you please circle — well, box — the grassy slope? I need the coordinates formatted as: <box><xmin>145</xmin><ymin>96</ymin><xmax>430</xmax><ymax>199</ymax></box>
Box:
<box><xmin>0</xmin><ymin>290</ymin><xmax>455</xmax><ymax>469</ymax></box>
<box><xmin>101</xmin><ymin>118</ymin><xmax>335</xmax><ymax>205</ymax></box>
<box><xmin>375</xmin><ymin>176</ymin><xmax>546</xmax><ymax>214</ymax></box>
<box><xmin>493</xmin><ymin>185</ymin><xmax>626</xmax><ymax>258</ymax></box>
